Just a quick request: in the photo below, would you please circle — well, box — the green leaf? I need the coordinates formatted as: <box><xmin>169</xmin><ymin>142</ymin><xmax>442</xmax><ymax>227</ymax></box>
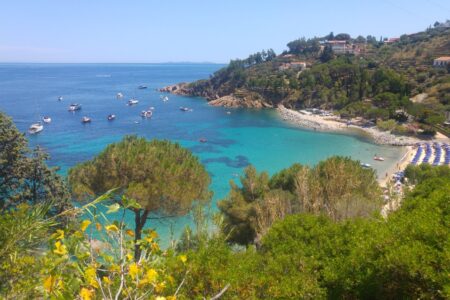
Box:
<box><xmin>106</xmin><ymin>203</ymin><xmax>121</xmax><ymax>214</ymax></box>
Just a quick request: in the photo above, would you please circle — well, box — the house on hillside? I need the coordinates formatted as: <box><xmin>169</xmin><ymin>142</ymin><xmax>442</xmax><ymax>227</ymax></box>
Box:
<box><xmin>433</xmin><ymin>57</ymin><xmax>450</xmax><ymax>67</ymax></box>
<box><xmin>323</xmin><ymin>40</ymin><xmax>362</xmax><ymax>55</ymax></box>
<box><xmin>384</xmin><ymin>37</ymin><xmax>400</xmax><ymax>44</ymax></box>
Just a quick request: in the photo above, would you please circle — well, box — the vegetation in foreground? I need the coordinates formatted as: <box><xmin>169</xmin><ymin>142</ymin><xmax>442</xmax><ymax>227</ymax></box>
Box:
<box><xmin>0</xmin><ymin>110</ymin><xmax>449</xmax><ymax>299</ymax></box>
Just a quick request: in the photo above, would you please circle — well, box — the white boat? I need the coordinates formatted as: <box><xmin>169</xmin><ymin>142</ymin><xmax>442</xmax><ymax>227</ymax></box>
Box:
<box><xmin>179</xmin><ymin>107</ymin><xmax>189</xmax><ymax>112</ymax></box>
<box><xmin>107</xmin><ymin>114</ymin><xmax>116</xmax><ymax>121</ymax></box>
<box><xmin>81</xmin><ymin>116</ymin><xmax>91</xmax><ymax>123</ymax></box>
<box><xmin>29</xmin><ymin>122</ymin><xmax>43</xmax><ymax>134</ymax></box>
<box><xmin>138</xmin><ymin>85</ymin><xmax>148</xmax><ymax>89</ymax></box>
<box><xmin>226</xmin><ymin>111</ymin><xmax>231</xmax><ymax>115</ymax></box>
<box><xmin>141</xmin><ymin>110</ymin><xmax>153</xmax><ymax>118</ymax></box>
<box><xmin>162</xmin><ymin>96</ymin><xmax>169</xmax><ymax>102</ymax></box>
<box><xmin>68</xmin><ymin>103</ymin><xmax>82</xmax><ymax>111</ymax></box>
<box><xmin>373</xmin><ymin>156</ymin><xmax>385</xmax><ymax>161</ymax></box>
<box><xmin>58</xmin><ymin>96</ymin><xmax>63</xmax><ymax>101</ymax></box>
<box><xmin>116</xmin><ymin>92</ymin><xmax>123</xmax><ymax>99</ymax></box>
<box><xmin>128</xmin><ymin>99</ymin><xmax>139</xmax><ymax>105</ymax></box>
<box><xmin>360</xmin><ymin>163</ymin><xmax>372</xmax><ymax>168</ymax></box>
<box><xmin>42</xmin><ymin>116</ymin><xmax>51</xmax><ymax>123</ymax></box>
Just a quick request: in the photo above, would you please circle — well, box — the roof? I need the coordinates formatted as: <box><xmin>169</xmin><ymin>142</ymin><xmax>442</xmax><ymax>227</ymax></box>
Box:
<box><xmin>434</xmin><ymin>56</ymin><xmax>450</xmax><ymax>61</ymax></box>
<box><xmin>326</xmin><ymin>40</ymin><xmax>347</xmax><ymax>44</ymax></box>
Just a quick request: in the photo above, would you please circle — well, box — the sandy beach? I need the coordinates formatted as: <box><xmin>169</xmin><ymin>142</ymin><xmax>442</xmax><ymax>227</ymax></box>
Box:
<box><xmin>277</xmin><ymin>105</ymin><xmax>449</xmax><ymax>146</ymax></box>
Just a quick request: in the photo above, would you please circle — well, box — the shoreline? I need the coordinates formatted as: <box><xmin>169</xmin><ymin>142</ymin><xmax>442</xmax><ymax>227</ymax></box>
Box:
<box><xmin>277</xmin><ymin>105</ymin><xmax>448</xmax><ymax>146</ymax></box>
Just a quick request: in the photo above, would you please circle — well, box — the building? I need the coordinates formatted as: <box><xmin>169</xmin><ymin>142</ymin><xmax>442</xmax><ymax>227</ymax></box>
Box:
<box><xmin>384</xmin><ymin>37</ymin><xmax>400</xmax><ymax>44</ymax></box>
<box><xmin>324</xmin><ymin>40</ymin><xmax>361</xmax><ymax>55</ymax></box>
<box><xmin>433</xmin><ymin>57</ymin><xmax>450</xmax><ymax>67</ymax></box>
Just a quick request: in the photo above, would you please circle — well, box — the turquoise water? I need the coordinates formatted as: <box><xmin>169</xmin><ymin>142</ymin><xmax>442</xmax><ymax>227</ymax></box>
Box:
<box><xmin>0</xmin><ymin>63</ymin><xmax>403</xmax><ymax>241</ymax></box>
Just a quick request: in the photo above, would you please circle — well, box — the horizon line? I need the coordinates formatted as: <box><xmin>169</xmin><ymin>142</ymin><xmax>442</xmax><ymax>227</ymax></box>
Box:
<box><xmin>0</xmin><ymin>61</ymin><xmax>227</xmax><ymax>65</ymax></box>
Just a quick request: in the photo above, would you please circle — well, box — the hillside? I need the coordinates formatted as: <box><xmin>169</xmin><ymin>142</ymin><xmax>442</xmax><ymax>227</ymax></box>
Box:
<box><xmin>161</xmin><ymin>25</ymin><xmax>450</xmax><ymax>132</ymax></box>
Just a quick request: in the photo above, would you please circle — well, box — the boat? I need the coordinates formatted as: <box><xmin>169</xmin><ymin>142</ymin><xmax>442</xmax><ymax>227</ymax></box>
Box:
<box><xmin>28</xmin><ymin>122</ymin><xmax>43</xmax><ymax>134</ymax></box>
<box><xmin>42</xmin><ymin>116</ymin><xmax>51</xmax><ymax>123</ymax></box>
<box><xmin>199</xmin><ymin>138</ymin><xmax>207</xmax><ymax>143</ymax></box>
<box><xmin>107</xmin><ymin>114</ymin><xmax>116</xmax><ymax>121</ymax></box>
<box><xmin>162</xmin><ymin>96</ymin><xmax>169</xmax><ymax>102</ymax></box>
<box><xmin>58</xmin><ymin>96</ymin><xmax>63</xmax><ymax>101</ymax></box>
<box><xmin>179</xmin><ymin>107</ymin><xmax>189</xmax><ymax>112</ymax></box>
<box><xmin>360</xmin><ymin>163</ymin><xmax>372</xmax><ymax>168</ymax></box>
<box><xmin>373</xmin><ymin>155</ymin><xmax>385</xmax><ymax>161</ymax></box>
<box><xmin>141</xmin><ymin>110</ymin><xmax>153</xmax><ymax>118</ymax></box>
<box><xmin>68</xmin><ymin>103</ymin><xmax>82</xmax><ymax>111</ymax></box>
<box><xmin>138</xmin><ymin>85</ymin><xmax>148</xmax><ymax>89</ymax></box>
<box><xmin>226</xmin><ymin>111</ymin><xmax>231</xmax><ymax>115</ymax></box>
<box><xmin>128</xmin><ymin>99</ymin><xmax>139</xmax><ymax>105</ymax></box>
<box><xmin>81</xmin><ymin>116</ymin><xmax>91</xmax><ymax>123</ymax></box>
<box><xmin>116</xmin><ymin>92</ymin><xmax>123</xmax><ymax>99</ymax></box>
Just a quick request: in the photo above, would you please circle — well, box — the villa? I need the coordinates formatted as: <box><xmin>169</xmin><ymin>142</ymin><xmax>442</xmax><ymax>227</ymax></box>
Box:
<box><xmin>433</xmin><ymin>56</ymin><xmax>450</xmax><ymax>67</ymax></box>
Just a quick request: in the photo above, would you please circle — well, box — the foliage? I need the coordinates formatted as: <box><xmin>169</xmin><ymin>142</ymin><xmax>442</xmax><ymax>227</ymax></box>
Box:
<box><xmin>0</xmin><ymin>111</ymin><xmax>71</xmax><ymax>218</ymax></box>
<box><xmin>68</xmin><ymin>135</ymin><xmax>212</xmax><ymax>259</ymax></box>
<box><xmin>404</xmin><ymin>164</ymin><xmax>450</xmax><ymax>185</ymax></box>
<box><xmin>219</xmin><ymin>156</ymin><xmax>381</xmax><ymax>245</ymax></box>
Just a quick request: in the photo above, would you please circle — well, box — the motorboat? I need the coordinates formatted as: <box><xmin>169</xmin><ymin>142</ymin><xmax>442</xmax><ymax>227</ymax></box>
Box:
<box><xmin>68</xmin><ymin>103</ymin><xmax>82</xmax><ymax>111</ymax></box>
<box><xmin>107</xmin><ymin>114</ymin><xmax>116</xmax><ymax>121</ymax></box>
<box><xmin>179</xmin><ymin>107</ymin><xmax>189</xmax><ymax>112</ymax></box>
<box><xmin>42</xmin><ymin>116</ymin><xmax>51</xmax><ymax>123</ymax></box>
<box><xmin>373</xmin><ymin>156</ymin><xmax>385</xmax><ymax>161</ymax></box>
<box><xmin>58</xmin><ymin>96</ymin><xmax>63</xmax><ymax>101</ymax></box>
<box><xmin>81</xmin><ymin>116</ymin><xmax>92</xmax><ymax>123</ymax></box>
<box><xmin>138</xmin><ymin>85</ymin><xmax>148</xmax><ymax>89</ymax></box>
<box><xmin>116</xmin><ymin>92</ymin><xmax>123</xmax><ymax>99</ymax></box>
<box><xmin>141</xmin><ymin>110</ymin><xmax>153</xmax><ymax>118</ymax></box>
<box><xmin>162</xmin><ymin>96</ymin><xmax>169</xmax><ymax>102</ymax></box>
<box><xmin>199</xmin><ymin>138</ymin><xmax>207</xmax><ymax>143</ymax></box>
<box><xmin>226</xmin><ymin>111</ymin><xmax>231</xmax><ymax>115</ymax></box>
<box><xmin>128</xmin><ymin>99</ymin><xmax>139</xmax><ymax>105</ymax></box>
<box><xmin>28</xmin><ymin>122</ymin><xmax>43</xmax><ymax>134</ymax></box>
<box><xmin>360</xmin><ymin>163</ymin><xmax>372</xmax><ymax>168</ymax></box>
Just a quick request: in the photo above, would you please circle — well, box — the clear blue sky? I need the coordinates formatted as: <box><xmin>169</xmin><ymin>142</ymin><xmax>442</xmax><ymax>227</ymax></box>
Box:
<box><xmin>1</xmin><ymin>0</ymin><xmax>449</xmax><ymax>63</ymax></box>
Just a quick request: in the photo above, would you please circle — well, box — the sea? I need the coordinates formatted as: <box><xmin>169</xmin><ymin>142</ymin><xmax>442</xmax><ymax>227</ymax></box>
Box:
<box><xmin>0</xmin><ymin>63</ymin><xmax>404</xmax><ymax>243</ymax></box>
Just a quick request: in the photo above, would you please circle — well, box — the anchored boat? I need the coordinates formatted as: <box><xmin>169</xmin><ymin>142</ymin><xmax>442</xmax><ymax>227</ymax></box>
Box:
<box><xmin>29</xmin><ymin>122</ymin><xmax>43</xmax><ymax>134</ymax></box>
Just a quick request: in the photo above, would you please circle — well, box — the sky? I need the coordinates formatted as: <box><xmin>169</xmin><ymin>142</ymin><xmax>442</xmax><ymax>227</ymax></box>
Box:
<box><xmin>0</xmin><ymin>0</ymin><xmax>449</xmax><ymax>63</ymax></box>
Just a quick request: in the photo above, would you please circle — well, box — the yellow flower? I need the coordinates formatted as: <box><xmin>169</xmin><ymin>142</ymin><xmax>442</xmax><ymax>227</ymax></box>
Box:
<box><xmin>149</xmin><ymin>230</ymin><xmax>158</xmax><ymax>239</ymax></box>
<box><xmin>109</xmin><ymin>264</ymin><xmax>120</xmax><ymax>273</ymax></box>
<box><xmin>51</xmin><ymin>229</ymin><xmax>64</xmax><ymax>240</ymax></box>
<box><xmin>126</xmin><ymin>229</ymin><xmax>135</xmax><ymax>237</ymax></box>
<box><xmin>154</xmin><ymin>281</ymin><xmax>166</xmax><ymax>293</ymax></box>
<box><xmin>102</xmin><ymin>276</ymin><xmax>111</xmax><ymax>285</ymax></box>
<box><xmin>53</xmin><ymin>241</ymin><xmax>67</xmax><ymax>255</ymax></box>
<box><xmin>95</xmin><ymin>222</ymin><xmax>102</xmax><ymax>231</ymax></box>
<box><xmin>151</xmin><ymin>242</ymin><xmax>160</xmax><ymax>252</ymax></box>
<box><xmin>155</xmin><ymin>297</ymin><xmax>166</xmax><ymax>300</ymax></box>
<box><xmin>179</xmin><ymin>254</ymin><xmax>187</xmax><ymax>264</ymax></box>
<box><xmin>126</xmin><ymin>253</ymin><xmax>133</xmax><ymax>261</ymax></box>
<box><xmin>80</xmin><ymin>287</ymin><xmax>94</xmax><ymax>300</ymax></box>
<box><xmin>105</xmin><ymin>224</ymin><xmax>119</xmax><ymax>232</ymax></box>
<box><xmin>85</xmin><ymin>266</ymin><xmax>99</xmax><ymax>289</ymax></box>
<box><xmin>167</xmin><ymin>296</ymin><xmax>177</xmax><ymax>300</ymax></box>
<box><xmin>43</xmin><ymin>275</ymin><xmax>54</xmax><ymax>293</ymax></box>
<box><xmin>129</xmin><ymin>263</ymin><xmax>139</xmax><ymax>280</ymax></box>
<box><xmin>145</xmin><ymin>268</ymin><xmax>158</xmax><ymax>283</ymax></box>
<box><xmin>80</xmin><ymin>220</ymin><xmax>91</xmax><ymax>232</ymax></box>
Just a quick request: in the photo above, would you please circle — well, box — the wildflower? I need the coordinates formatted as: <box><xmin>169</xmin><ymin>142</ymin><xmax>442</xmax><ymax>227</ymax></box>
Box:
<box><xmin>102</xmin><ymin>276</ymin><xmax>111</xmax><ymax>285</ymax></box>
<box><xmin>80</xmin><ymin>287</ymin><xmax>94</xmax><ymax>300</ymax></box>
<box><xmin>145</xmin><ymin>268</ymin><xmax>158</xmax><ymax>283</ymax></box>
<box><xmin>151</xmin><ymin>242</ymin><xmax>160</xmax><ymax>252</ymax></box>
<box><xmin>154</xmin><ymin>281</ymin><xmax>166</xmax><ymax>293</ymax></box>
<box><xmin>155</xmin><ymin>297</ymin><xmax>166</xmax><ymax>300</ymax></box>
<box><xmin>43</xmin><ymin>275</ymin><xmax>54</xmax><ymax>293</ymax></box>
<box><xmin>51</xmin><ymin>229</ymin><xmax>64</xmax><ymax>240</ymax></box>
<box><xmin>126</xmin><ymin>229</ymin><xmax>135</xmax><ymax>237</ymax></box>
<box><xmin>179</xmin><ymin>254</ymin><xmax>187</xmax><ymax>264</ymax></box>
<box><xmin>85</xmin><ymin>266</ymin><xmax>99</xmax><ymax>288</ymax></box>
<box><xmin>105</xmin><ymin>224</ymin><xmax>119</xmax><ymax>232</ymax></box>
<box><xmin>129</xmin><ymin>263</ymin><xmax>139</xmax><ymax>280</ymax></box>
<box><xmin>80</xmin><ymin>220</ymin><xmax>91</xmax><ymax>232</ymax></box>
<box><xmin>53</xmin><ymin>241</ymin><xmax>67</xmax><ymax>255</ymax></box>
<box><xmin>167</xmin><ymin>296</ymin><xmax>177</xmax><ymax>300</ymax></box>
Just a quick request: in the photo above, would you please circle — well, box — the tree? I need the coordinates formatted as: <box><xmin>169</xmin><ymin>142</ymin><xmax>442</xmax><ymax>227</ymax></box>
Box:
<box><xmin>0</xmin><ymin>112</ymin><xmax>28</xmax><ymax>208</ymax></box>
<box><xmin>68</xmin><ymin>135</ymin><xmax>212</xmax><ymax>259</ymax></box>
<box><xmin>0</xmin><ymin>112</ymin><xmax>71</xmax><ymax>215</ymax></box>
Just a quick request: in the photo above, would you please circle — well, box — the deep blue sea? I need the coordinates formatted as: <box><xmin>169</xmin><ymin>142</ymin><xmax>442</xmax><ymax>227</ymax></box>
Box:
<box><xmin>0</xmin><ymin>63</ymin><xmax>403</xmax><ymax>242</ymax></box>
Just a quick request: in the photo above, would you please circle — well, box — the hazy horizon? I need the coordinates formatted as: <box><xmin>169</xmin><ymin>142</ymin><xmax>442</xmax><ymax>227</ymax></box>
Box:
<box><xmin>1</xmin><ymin>0</ymin><xmax>449</xmax><ymax>63</ymax></box>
